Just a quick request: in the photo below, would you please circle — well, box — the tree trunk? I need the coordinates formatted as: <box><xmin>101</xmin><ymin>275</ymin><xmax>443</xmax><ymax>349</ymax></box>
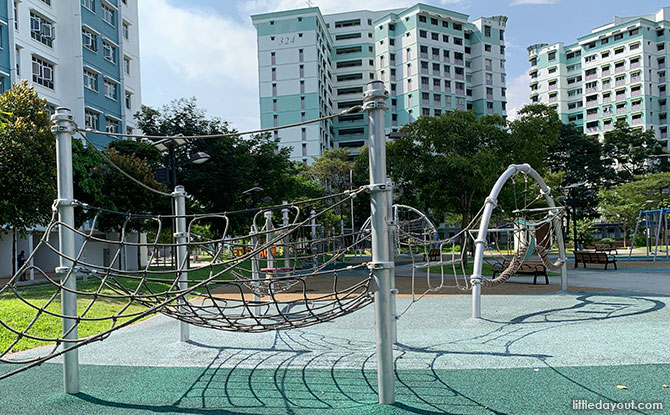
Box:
<box><xmin>11</xmin><ymin>229</ymin><xmax>16</xmax><ymax>276</ymax></box>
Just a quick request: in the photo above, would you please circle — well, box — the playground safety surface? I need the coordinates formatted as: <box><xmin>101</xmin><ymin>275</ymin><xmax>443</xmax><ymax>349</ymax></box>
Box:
<box><xmin>3</xmin><ymin>290</ymin><xmax>670</xmax><ymax>414</ymax></box>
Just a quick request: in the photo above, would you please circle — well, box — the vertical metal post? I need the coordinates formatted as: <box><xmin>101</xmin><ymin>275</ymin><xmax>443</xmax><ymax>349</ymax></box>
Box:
<box><xmin>250</xmin><ymin>224</ymin><xmax>260</xmax><ymax>312</ymax></box>
<box><xmin>173</xmin><ymin>185</ymin><xmax>190</xmax><ymax>342</ymax></box>
<box><xmin>364</xmin><ymin>80</ymin><xmax>395</xmax><ymax>405</ymax></box>
<box><xmin>264</xmin><ymin>212</ymin><xmax>274</xmax><ymax>269</ymax></box>
<box><xmin>52</xmin><ymin>107</ymin><xmax>79</xmax><ymax>394</ymax></box>
<box><xmin>28</xmin><ymin>232</ymin><xmax>35</xmax><ymax>281</ymax></box>
<box><xmin>387</xmin><ymin>176</ymin><xmax>397</xmax><ymax>344</ymax></box>
<box><xmin>282</xmin><ymin>202</ymin><xmax>290</xmax><ymax>268</ymax></box>
<box><xmin>350</xmin><ymin>169</ymin><xmax>356</xmax><ymax>258</ymax></box>
<box><xmin>310</xmin><ymin>210</ymin><xmax>318</xmax><ymax>268</ymax></box>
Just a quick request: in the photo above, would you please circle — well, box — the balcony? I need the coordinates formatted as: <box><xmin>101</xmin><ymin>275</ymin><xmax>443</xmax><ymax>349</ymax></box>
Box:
<box><xmin>631</xmin><ymin>89</ymin><xmax>641</xmax><ymax>97</ymax></box>
<box><xmin>661</xmin><ymin>131</ymin><xmax>668</xmax><ymax>139</ymax></box>
<box><xmin>391</xmin><ymin>74</ymin><xmax>396</xmax><ymax>81</ymax></box>
<box><xmin>433</xmin><ymin>70</ymin><xmax>440</xmax><ymax>76</ymax></box>
<box><xmin>444</xmin><ymin>86</ymin><xmax>451</xmax><ymax>93</ymax></box>
<box><xmin>603</xmin><ymin>96</ymin><xmax>611</xmax><ymax>103</ymax></box>
<box><xmin>455</xmin><ymin>59</ymin><xmax>464</xmax><ymax>65</ymax></box>
<box><xmin>433</xmin><ymin>84</ymin><xmax>441</xmax><ymax>91</ymax></box>
<box><xmin>487</xmin><ymin>107</ymin><xmax>494</xmax><ymax>114</ymax></box>
<box><xmin>615</xmin><ymin>80</ymin><xmax>626</xmax><ymax>87</ymax></box>
<box><xmin>455</xmin><ymin>74</ymin><xmax>464</xmax><ymax>80</ymax></box>
<box><xmin>485</xmin><ymin>65</ymin><xmax>492</xmax><ymax>71</ymax></box>
<box><xmin>605</xmin><ymin>123</ymin><xmax>613</xmax><ymax>131</ymax></box>
<box><xmin>443</xmin><ymin>56</ymin><xmax>450</xmax><ymax>63</ymax></box>
<box><xmin>660</xmin><ymin>76</ymin><xmax>666</xmax><ymax>83</ymax></box>
<box><xmin>586</xmin><ymin>126</ymin><xmax>599</xmax><ymax>133</ymax></box>
<box><xmin>630</xmin><ymin>74</ymin><xmax>641</xmax><ymax>82</ymax></box>
<box><xmin>455</xmin><ymin>88</ymin><xmax>465</xmax><ymax>95</ymax></box>
<box><xmin>433</xmin><ymin>99</ymin><xmax>441</xmax><ymax>105</ymax></box>
<box><xmin>630</xmin><ymin>62</ymin><xmax>641</xmax><ymax>69</ymax></box>
<box><xmin>445</xmin><ymin>101</ymin><xmax>452</xmax><ymax>108</ymax></box>
<box><xmin>587</xmin><ymin>112</ymin><xmax>598</xmax><ymax>120</ymax></box>
<box><xmin>615</xmin><ymin>66</ymin><xmax>625</xmax><ymax>73</ymax></box>
<box><xmin>586</xmin><ymin>87</ymin><xmax>597</xmax><ymax>94</ymax></box>
<box><xmin>421</xmin><ymin>68</ymin><xmax>428</xmax><ymax>75</ymax></box>
<box><xmin>586</xmin><ymin>99</ymin><xmax>598</xmax><ymax>107</ymax></box>
<box><xmin>586</xmin><ymin>74</ymin><xmax>597</xmax><ymax>81</ymax></box>
<box><xmin>486</xmin><ymin>79</ymin><xmax>493</xmax><ymax>85</ymax></box>
<box><xmin>661</xmin><ymin>90</ymin><xmax>667</xmax><ymax>97</ymax></box>
<box><xmin>432</xmin><ymin>54</ymin><xmax>440</xmax><ymax>60</ymax></box>
<box><xmin>549</xmin><ymin>84</ymin><xmax>557</xmax><ymax>91</ymax></box>
<box><xmin>549</xmin><ymin>96</ymin><xmax>557</xmax><ymax>103</ymax></box>
<box><xmin>390</xmin><ymin>59</ymin><xmax>396</xmax><ymax>66</ymax></box>
<box><xmin>631</xmin><ymin>103</ymin><xmax>642</xmax><ymax>111</ymax></box>
<box><xmin>661</xmin><ymin>104</ymin><xmax>667</xmax><ymax>111</ymax></box>
<box><xmin>420</xmin><ymin>52</ymin><xmax>428</xmax><ymax>59</ymax></box>
<box><xmin>487</xmin><ymin>93</ymin><xmax>494</xmax><ymax>100</ymax></box>
<box><xmin>616</xmin><ymin>107</ymin><xmax>626</xmax><ymax>114</ymax></box>
<box><xmin>456</xmin><ymin>104</ymin><xmax>465</xmax><ymax>110</ymax></box>
<box><xmin>632</xmin><ymin>117</ymin><xmax>642</xmax><ymax>125</ymax></box>
<box><xmin>422</xmin><ymin>98</ymin><xmax>430</xmax><ymax>105</ymax></box>
<box><xmin>660</xmin><ymin>62</ymin><xmax>667</xmax><ymax>69</ymax></box>
<box><xmin>602</xmin><ymin>69</ymin><xmax>610</xmax><ymax>76</ymax></box>
<box><xmin>421</xmin><ymin>83</ymin><xmax>429</xmax><ymax>89</ymax></box>
<box><xmin>615</xmin><ymin>93</ymin><xmax>626</xmax><ymax>101</ymax></box>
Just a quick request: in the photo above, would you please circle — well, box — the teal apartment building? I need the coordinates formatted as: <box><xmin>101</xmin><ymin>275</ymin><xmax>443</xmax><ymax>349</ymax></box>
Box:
<box><xmin>0</xmin><ymin>0</ymin><xmax>141</xmax><ymax>148</ymax></box>
<box><xmin>252</xmin><ymin>4</ymin><xmax>508</xmax><ymax>162</ymax></box>
<box><xmin>528</xmin><ymin>8</ymin><xmax>670</xmax><ymax>150</ymax></box>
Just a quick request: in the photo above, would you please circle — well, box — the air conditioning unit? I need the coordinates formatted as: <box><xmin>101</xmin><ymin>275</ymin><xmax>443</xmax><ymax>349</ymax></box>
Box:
<box><xmin>41</xmin><ymin>23</ymin><xmax>53</xmax><ymax>39</ymax></box>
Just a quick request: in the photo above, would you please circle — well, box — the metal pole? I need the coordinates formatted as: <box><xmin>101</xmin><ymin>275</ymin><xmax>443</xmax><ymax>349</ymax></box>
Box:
<box><xmin>387</xmin><ymin>176</ymin><xmax>397</xmax><ymax>344</ymax></box>
<box><xmin>28</xmin><ymin>232</ymin><xmax>34</xmax><ymax>281</ymax></box>
<box><xmin>52</xmin><ymin>107</ymin><xmax>79</xmax><ymax>394</ymax></box>
<box><xmin>282</xmin><ymin>201</ymin><xmax>290</xmax><ymax>268</ymax></box>
<box><xmin>250</xmin><ymin>225</ymin><xmax>260</xmax><ymax>312</ymax></box>
<box><xmin>350</xmin><ymin>169</ymin><xmax>355</xmax><ymax>258</ymax></box>
<box><xmin>310</xmin><ymin>209</ymin><xmax>317</xmax><ymax>268</ymax></box>
<box><xmin>364</xmin><ymin>80</ymin><xmax>394</xmax><ymax>405</ymax></box>
<box><xmin>628</xmin><ymin>211</ymin><xmax>642</xmax><ymax>258</ymax></box>
<box><xmin>173</xmin><ymin>185</ymin><xmax>190</xmax><ymax>342</ymax></box>
<box><xmin>265</xmin><ymin>211</ymin><xmax>274</xmax><ymax>269</ymax></box>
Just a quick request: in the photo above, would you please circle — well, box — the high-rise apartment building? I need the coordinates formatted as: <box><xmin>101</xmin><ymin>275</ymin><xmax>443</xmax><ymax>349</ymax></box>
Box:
<box><xmin>528</xmin><ymin>8</ymin><xmax>670</xmax><ymax>150</ymax></box>
<box><xmin>1</xmin><ymin>0</ymin><xmax>141</xmax><ymax>147</ymax></box>
<box><xmin>252</xmin><ymin>4</ymin><xmax>508</xmax><ymax>163</ymax></box>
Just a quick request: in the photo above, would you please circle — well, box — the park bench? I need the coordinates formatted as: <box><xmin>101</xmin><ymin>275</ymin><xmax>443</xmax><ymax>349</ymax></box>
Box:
<box><xmin>491</xmin><ymin>259</ymin><xmax>549</xmax><ymax>285</ymax></box>
<box><xmin>593</xmin><ymin>243</ymin><xmax>618</xmax><ymax>255</ymax></box>
<box><xmin>573</xmin><ymin>251</ymin><xmax>617</xmax><ymax>270</ymax></box>
<box><xmin>423</xmin><ymin>248</ymin><xmax>441</xmax><ymax>262</ymax></box>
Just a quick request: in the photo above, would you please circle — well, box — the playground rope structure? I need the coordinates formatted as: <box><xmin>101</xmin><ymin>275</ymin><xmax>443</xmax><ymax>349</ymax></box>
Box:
<box><xmin>0</xmin><ymin>187</ymin><xmax>376</xmax><ymax>379</ymax></box>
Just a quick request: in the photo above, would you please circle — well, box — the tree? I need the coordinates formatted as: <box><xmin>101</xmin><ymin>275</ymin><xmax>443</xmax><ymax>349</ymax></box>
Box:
<box><xmin>547</xmin><ymin>123</ymin><xmax>611</xmax><ymax>219</ymax></box>
<box><xmin>602</xmin><ymin>120</ymin><xmax>665</xmax><ymax>184</ymax></box>
<box><xmin>306</xmin><ymin>148</ymin><xmax>354</xmax><ymax>194</ymax></box>
<box><xmin>135</xmin><ymin>98</ymin><xmax>320</xmax><ymax>234</ymax></box>
<box><xmin>598</xmin><ymin>172</ymin><xmax>670</xmax><ymax>246</ymax></box>
<box><xmin>0</xmin><ymin>82</ymin><xmax>55</xmax><ymax>274</ymax></box>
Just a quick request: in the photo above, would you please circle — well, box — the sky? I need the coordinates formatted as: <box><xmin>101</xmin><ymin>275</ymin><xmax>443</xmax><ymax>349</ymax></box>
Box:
<box><xmin>138</xmin><ymin>0</ymin><xmax>670</xmax><ymax>132</ymax></box>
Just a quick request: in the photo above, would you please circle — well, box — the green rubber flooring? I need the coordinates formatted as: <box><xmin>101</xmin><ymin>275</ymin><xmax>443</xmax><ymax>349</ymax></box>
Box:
<box><xmin>1</xmin><ymin>363</ymin><xmax>669</xmax><ymax>414</ymax></box>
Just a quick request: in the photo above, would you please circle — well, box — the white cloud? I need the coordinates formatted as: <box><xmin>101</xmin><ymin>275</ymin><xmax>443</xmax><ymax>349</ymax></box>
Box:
<box><xmin>138</xmin><ymin>0</ymin><xmax>260</xmax><ymax>131</ymax></box>
<box><xmin>505</xmin><ymin>73</ymin><xmax>531</xmax><ymax>121</ymax></box>
<box><xmin>240</xmin><ymin>0</ymin><xmax>468</xmax><ymax>15</ymax></box>
<box><xmin>510</xmin><ymin>0</ymin><xmax>557</xmax><ymax>5</ymax></box>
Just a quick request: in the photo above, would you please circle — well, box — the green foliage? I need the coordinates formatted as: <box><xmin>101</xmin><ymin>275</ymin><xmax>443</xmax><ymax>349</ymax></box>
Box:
<box><xmin>0</xmin><ymin>81</ymin><xmax>56</xmax><ymax>232</ymax></box>
<box><xmin>598</xmin><ymin>172</ymin><xmax>670</xmax><ymax>246</ymax></box>
<box><xmin>603</xmin><ymin>120</ymin><xmax>665</xmax><ymax>184</ymax></box>
<box><xmin>599</xmin><ymin>238</ymin><xmax>615</xmax><ymax>246</ymax></box>
<box><xmin>306</xmin><ymin>148</ymin><xmax>354</xmax><ymax>193</ymax></box>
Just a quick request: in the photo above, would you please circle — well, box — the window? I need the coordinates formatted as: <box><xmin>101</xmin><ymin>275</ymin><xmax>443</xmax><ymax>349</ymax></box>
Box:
<box><xmin>81</xmin><ymin>0</ymin><xmax>94</xmax><ymax>12</ymax></box>
<box><xmin>431</xmin><ymin>32</ymin><xmax>438</xmax><ymax>41</ymax></box>
<box><xmin>82</xmin><ymin>28</ymin><xmax>97</xmax><ymax>51</ymax></box>
<box><xmin>102</xmin><ymin>42</ymin><xmax>116</xmax><ymax>63</ymax></box>
<box><xmin>419</xmin><ymin>15</ymin><xmax>426</xmax><ymax>23</ymax></box>
<box><xmin>105</xmin><ymin>117</ymin><xmax>119</xmax><ymax>133</ymax></box>
<box><xmin>453</xmin><ymin>23</ymin><xmax>462</xmax><ymax>31</ymax></box>
<box><xmin>30</xmin><ymin>13</ymin><xmax>54</xmax><ymax>47</ymax></box>
<box><xmin>122</xmin><ymin>22</ymin><xmax>129</xmax><ymax>40</ymax></box>
<box><xmin>104</xmin><ymin>79</ymin><xmax>117</xmax><ymax>100</ymax></box>
<box><xmin>548</xmin><ymin>66</ymin><xmax>557</xmax><ymax>74</ymax></box>
<box><xmin>125</xmin><ymin>91</ymin><xmax>131</xmax><ymax>109</ymax></box>
<box><xmin>13</xmin><ymin>2</ymin><xmax>18</xmax><ymax>30</ymax></box>
<box><xmin>102</xmin><ymin>3</ymin><xmax>115</xmax><ymax>26</ymax></box>
<box><xmin>629</xmin><ymin>28</ymin><xmax>639</xmax><ymax>36</ymax></box>
<box><xmin>15</xmin><ymin>47</ymin><xmax>19</xmax><ymax>76</ymax></box>
<box><xmin>442</xmin><ymin>34</ymin><xmax>449</xmax><ymax>43</ymax></box>
<box><xmin>453</xmin><ymin>37</ymin><xmax>462</xmax><ymax>46</ymax></box>
<box><xmin>584</xmin><ymin>54</ymin><xmax>596</xmax><ymax>63</ymax></box>
<box><xmin>334</xmin><ymin>19</ymin><xmax>360</xmax><ymax>28</ymax></box>
<box><xmin>31</xmin><ymin>56</ymin><xmax>53</xmax><ymax>89</ymax></box>
<box><xmin>83</xmin><ymin>69</ymin><xmax>97</xmax><ymax>91</ymax></box>
<box><xmin>614</xmin><ymin>33</ymin><xmax>623</xmax><ymax>41</ymax></box>
<box><xmin>419</xmin><ymin>30</ymin><xmax>426</xmax><ymax>38</ymax></box>
<box><xmin>484</xmin><ymin>25</ymin><xmax>491</xmax><ymax>37</ymax></box>
<box><xmin>85</xmin><ymin>110</ymin><xmax>98</xmax><ymax>129</ymax></box>
<box><xmin>601</xmin><ymin>37</ymin><xmax>609</xmax><ymax>45</ymax></box>
<box><xmin>484</xmin><ymin>44</ymin><xmax>491</xmax><ymax>52</ymax></box>
<box><xmin>124</xmin><ymin>56</ymin><xmax>130</xmax><ymax>74</ymax></box>
<box><xmin>548</xmin><ymin>51</ymin><xmax>556</xmax><ymax>61</ymax></box>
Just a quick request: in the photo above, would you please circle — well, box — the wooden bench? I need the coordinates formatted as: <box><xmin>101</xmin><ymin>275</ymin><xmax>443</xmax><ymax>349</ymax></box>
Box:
<box><xmin>573</xmin><ymin>251</ymin><xmax>617</xmax><ymax>270</ymax></box>
<box><xmin>422</xmin><ymin>248</ymin><xmax>441</xmax><ymax>262</ymax></box>
<box><xmin>593</xmin><ymin>244</ymin><xmax>618</xmax><ymax>255</ymax></box>
<box><xmin>491</xmin><ymin>259</ymin><xmax>549</xmax><ymax>285</ymax></box>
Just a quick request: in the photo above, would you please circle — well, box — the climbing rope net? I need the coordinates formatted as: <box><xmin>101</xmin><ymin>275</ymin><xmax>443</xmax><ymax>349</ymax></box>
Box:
<box><xmin>0</xmin><ymin>188</ymin><xmax>375</xmax><ymax>379</ymax></box>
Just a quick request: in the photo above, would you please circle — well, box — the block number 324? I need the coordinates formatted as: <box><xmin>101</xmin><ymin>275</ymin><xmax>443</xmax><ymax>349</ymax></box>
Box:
<box><xmin>278</xmin><ymin>36</ymin><xmax>296</xmax><ymax>45</ymax></box>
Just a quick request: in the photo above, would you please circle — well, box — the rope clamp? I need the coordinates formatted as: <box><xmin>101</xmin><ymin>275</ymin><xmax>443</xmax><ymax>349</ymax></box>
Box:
<box><xmin>54</xmin><ymin>198</ymin><xmax>78</xmax><ymax>208</ymax></box>
<box><xmin>390</xmin><ymin>288</ymin><xmax>399</xmax><ymax>294</ymax></box>
<box><xmin>55</xmin><ymin>266</ymin><xmax>73</xmax><ymax>275</ymax></box>
<box><xmin>173</xmin><ymin>232</ymin><xmax>188</xmax><ymax>239</ymax></box>
<box><xmin>367</xmin><ymin>261</ymin><xmax>395</xmax><ymax>270</ymax></box>
<box><xmin>367</xmin><ymin>183</ymin><xmax>391</xmax><ymax>193</ymax></box>
<box><xmin>51</xmin><ymin>124</ymin><xmax>76</xmax><ymax>134</ymax></box>
<box><xmin>485</xmin><ymin>197</ymin><xmax>498</xmax><ymax>207</ymax></box>
<box><xmin>362</xmin><ymin>101</ymin><xmax>389</xmax><ymax>111</ymax></box>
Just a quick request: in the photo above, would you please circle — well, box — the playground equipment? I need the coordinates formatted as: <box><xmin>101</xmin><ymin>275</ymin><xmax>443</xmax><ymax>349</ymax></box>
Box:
<box><xmin>0</xmin><ymin>81</ymin><xmax>567</xmax><ymax>407</ymax></box>
<box><xmin>628</xmin><ymin>208</ymin><xmax>670</xmax><ymax>261</ymax></box>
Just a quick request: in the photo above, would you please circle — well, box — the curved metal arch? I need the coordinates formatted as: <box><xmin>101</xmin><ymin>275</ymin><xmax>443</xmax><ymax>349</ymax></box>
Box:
<box><xmin>470</xmin><ymin>164</ymin><xmax>568</xmax><ymax>319</ymax></box>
